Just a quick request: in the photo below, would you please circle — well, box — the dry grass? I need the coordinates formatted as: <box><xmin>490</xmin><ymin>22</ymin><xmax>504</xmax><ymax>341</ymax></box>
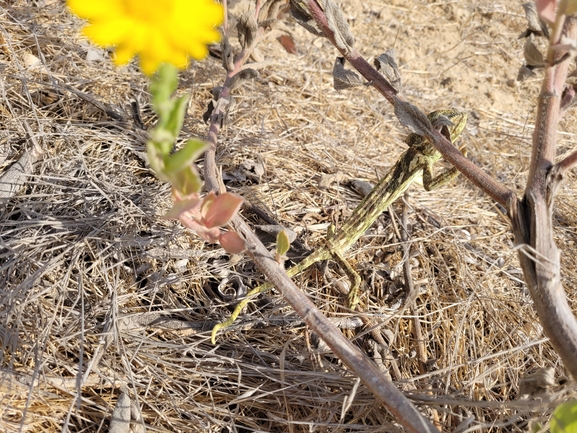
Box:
<box><xmin>1</xmin><ymin>0</ymin><xmax>576</xmax><ymax>432</ymax></box>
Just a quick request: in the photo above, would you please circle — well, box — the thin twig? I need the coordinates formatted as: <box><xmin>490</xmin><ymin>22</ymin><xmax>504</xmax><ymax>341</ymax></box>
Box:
<box><xmin>399</xmin><ymin>199</ymin><xmax>427</xmax><ymax>376</ymax></box>
<box><xmin>552</xmin><ymin>147</ymin><xmax>577</xmax><ymax>177</ymax></box>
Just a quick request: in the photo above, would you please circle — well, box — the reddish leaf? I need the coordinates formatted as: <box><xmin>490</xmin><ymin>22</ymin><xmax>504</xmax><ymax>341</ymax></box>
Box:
<box><xmin>164</xmin><ymin>196</ymin><xmax>201</xmax><ymax>219</ymax></box>
<box><xmin>179</xmin><ymin>215</ymin><xmax>221</xmax><ymax>242</ymax></box>
<box><xmin>200</xmin><ymin>191</ymin><xmax>217</xmax><ymax>221</ymax></box>
<box><xmin>277</xmin><ymin>35</ymin><xmax>298</xmax><ymax>54</ymax></box>
<box><xmin>536</xmin><ymin>0</ymin><xmax>556</xmax><ymax>23</ymax></box>
<box><xmin>219</xmin><ymin>231</ymin><xmax>246</xmax><ymax>254</ymax></box>
<box><xmin>204</xmin><ymin>193</ymin><xmax>243</xmax><ymax>228</ymax></box>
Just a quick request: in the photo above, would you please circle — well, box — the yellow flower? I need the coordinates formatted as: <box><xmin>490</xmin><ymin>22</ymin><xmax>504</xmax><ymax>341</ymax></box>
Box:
<box><xmin>67</xmin><ymin>0</ymin><xmax>223</xmax><ymax>75</ymax></box>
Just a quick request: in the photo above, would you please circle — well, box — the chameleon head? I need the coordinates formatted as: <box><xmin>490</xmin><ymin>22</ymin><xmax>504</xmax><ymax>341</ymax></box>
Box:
<box><xmin>405</xmin><ymin>109</ymin><xmax>467</xmax><ymax>153</ymax></box>
<box><xmin>428</xmin><ymin>109</ymin><xmax>467</xmax><ymax>144</ymax></box>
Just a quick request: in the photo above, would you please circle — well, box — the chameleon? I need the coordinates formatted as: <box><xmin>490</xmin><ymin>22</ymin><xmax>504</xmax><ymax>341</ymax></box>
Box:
<box><xmin>212</xmin><ymin>109</ymin><xmax>467</xmax><ymax>342</ymax></box>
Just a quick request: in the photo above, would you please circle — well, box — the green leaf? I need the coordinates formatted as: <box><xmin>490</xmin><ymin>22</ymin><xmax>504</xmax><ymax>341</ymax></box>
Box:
<box><xmin>551</xmin><ymin>399</ymin><xmax>577</xmax><ymax>433</ymax></box>
<box><xmin>147</xmin><ymin>138</ymin><xmax>203</xmax><ymax>193</ymax></box>
<box><xmin>167</xmin><ymin>165</ymin><xmax>203</xmax><ymax>196</ymax></box>
<box><xmin>154</xmin><ymin>99</ymin><xmax>177</xmax><ymax>130</ymax></box>
<box><xmin>164</xmin><ymin>139</ymin><xmax>208</xmax><ymax>175</ymax></box>
<box><xmin>529</xmin><ymin>421</ymin><xmax>543</xmax><ymax>433</ymax></box>
<box><xmin>161</xmin><ymin>140</ymin><xmax>207</xmax><ymax>196</ymax></box>
<box><xmin>149</xmin><ymin>128</ymin><xmax>176</xmax><ymax>155</ymax></box>
<box><xmin>164</xmin><ymin>94</ymin><xmax>189</xmax><ymax>140</ymax></box>
<box><xmin>146</xmin><ymin>141</ymin><xmax>168</xmax><ymax>179</ymax></box>
<box><xmin>150</xmin><ymin>63</ymin><xmax>179</xmax><ymax>114</ymax></box>
<box><xmin>276</xmin><ymin>230</ymin><xmax>290</xmax><ymax>257</ymax></box>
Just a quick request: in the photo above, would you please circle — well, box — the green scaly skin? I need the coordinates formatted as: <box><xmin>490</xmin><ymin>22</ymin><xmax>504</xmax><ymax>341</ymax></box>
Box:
<box><xmin>212</xmin><ymin>110</ymin><xmax>467</xmax><ymax>343</ymax></box>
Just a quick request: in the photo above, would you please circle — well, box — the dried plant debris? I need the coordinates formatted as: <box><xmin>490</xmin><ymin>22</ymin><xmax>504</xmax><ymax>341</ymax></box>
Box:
<box><xmin>1</xmin><ymin>1</ymin><xmax>576</xmax><ymax>432</ymax></box>
<box><xmin>518</xmin><ymin>367</ymin><xmax>558</xmax><ymax>400</ymax></box>
<box><xmin>0</xmin><ymin>142</ymin><xmax>41</xmax><ymax>200</ymax></box>
<box><xmin>517</xmin><ymin>34</ymin><xmax>547</xmax><ymax>81</ymax></box>
<box><xmin>374</xmin><ymin>49</ymin><xmax>402</xmax><ymax>92</ymax></box>
<box><xmin>393</xmin><ymin>97</ymin><xmax>433</xmax><ymax>138</ymax></box>
<box><xmin>289</xmin><ymin>0</ymin><xmax>325</xmax><ymax>38</ymax></box>
<box><xmin>519</xmin><ymin>2</ymin><xmax>550</xmax><ymax>39</ymax></box>
<box><xmin>524</xmin><ymin>34</ymin><xmax>546</xmax><ymax>69</ymax></box>
<box><xmin>332</xmin><ymin>57</ymin><xmax>363</xmax><ymax>90</ymax></box>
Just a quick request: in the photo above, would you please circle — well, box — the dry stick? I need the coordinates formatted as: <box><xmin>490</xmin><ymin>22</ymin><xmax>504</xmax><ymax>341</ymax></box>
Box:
<box><xmin>399</xmin><ymin>198</ymin><xmax>441</xmax><ymax>430</ymax></box>
<box><xmin>305</xmin><ymin>0</ymin><xmax>577</xmax><ymax>380</ymax></box>
<box><xmin>554</xmin><ymin>147</ymin><xmax>577</xmax><ymax>176</ymax></box>
<box><xmin>202</xmin><ymin>5</ymin><xmax>439</xmax><ymax>433</ymax></box>
<box><xmin>0</xmin><ymin>120</ymin><xmax>43</xmax><ymax>201</ymax></box>
<box><xmin>399</xmin><ymin>201</ymin><xmax>427</xmax><ymax>377</ymax></box>
<box><xmin>510</xmin><ymin>17</ymin><xmax>577</xmax><ymax>380</ymax></box>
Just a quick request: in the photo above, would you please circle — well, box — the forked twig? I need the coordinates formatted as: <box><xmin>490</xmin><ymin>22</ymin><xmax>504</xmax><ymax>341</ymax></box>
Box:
<box><xmin>509</xmin><ymin>16</ymin><xmax>577</xmax><ymax>380</ymax></box>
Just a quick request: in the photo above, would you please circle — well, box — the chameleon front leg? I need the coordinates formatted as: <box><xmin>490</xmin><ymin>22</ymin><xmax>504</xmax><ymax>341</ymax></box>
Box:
<box><xmin>322</xmin><ymin>224</ymin><xmax>363</xmax><ymax>309</ymax></box>
<box><xmin>423</xmin><ymin>145</ymin><xmax>468</xmax><ymax>191</ymax></box>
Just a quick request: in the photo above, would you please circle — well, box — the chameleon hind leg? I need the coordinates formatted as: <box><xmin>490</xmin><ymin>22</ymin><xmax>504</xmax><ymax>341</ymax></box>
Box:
<box><xmin>322</xmin><ymin>223</ymin><xmax>363</xmax><ymax>309</ymax></box>
<box><xmin>328</xmin><ymin>247</ymin><xmax>363</xmax><ymax>309</ymax></box>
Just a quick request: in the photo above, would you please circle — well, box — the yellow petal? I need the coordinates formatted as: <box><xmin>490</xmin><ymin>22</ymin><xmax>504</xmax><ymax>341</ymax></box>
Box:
<box><xmin>139</xmin><ymin>56</ymin><xmax>162</xmax><ymax>76</ymax></box>
<box><xmin>82</xmin><ymin>19</ymin><xmax>132</xmax><ymax>46</ymax></box>
<box><xmin>143</xmin><ymin>33</ymin><xmax>188</xmax><ymax>73</ymax></box>
<box><xmin>187</xmin><ymin>41</ymin><xmax>209</xmax><ymax>61</ymax></box>
<box><xmin>113</xmin><ymin>44</ymin><xmax>136</xmax><ymax>66</ymax></box>
<box><xmin>67</xmin><ymin>0</ymin><xmax>121</xmax><ymax>19</ymax></box>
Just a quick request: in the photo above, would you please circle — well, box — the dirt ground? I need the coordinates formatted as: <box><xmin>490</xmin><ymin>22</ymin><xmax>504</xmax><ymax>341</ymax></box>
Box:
<box><xmin>1</xmin><ymin>0</ymin><xmax>576</xmax><ymax>432</ymax></box>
